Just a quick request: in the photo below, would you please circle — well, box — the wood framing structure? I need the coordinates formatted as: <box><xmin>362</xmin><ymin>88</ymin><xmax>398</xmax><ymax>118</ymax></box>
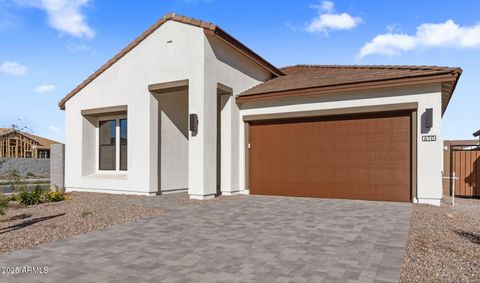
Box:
<box><xmin>0</xmin><ymin>128</ymin><xmax>59</xmax><ymax>159</ymax></box>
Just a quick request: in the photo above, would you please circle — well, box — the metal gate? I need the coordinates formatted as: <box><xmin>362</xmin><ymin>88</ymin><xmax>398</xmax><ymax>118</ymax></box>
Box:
<box><xmin>450</xmin><ymin>144</ymin><xmax>480</xmax><ymax>197</ymax></box>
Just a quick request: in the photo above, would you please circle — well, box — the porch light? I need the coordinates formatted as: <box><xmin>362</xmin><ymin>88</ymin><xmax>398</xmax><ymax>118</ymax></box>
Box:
<box><xmin>190</xmin><ymin>114</ymin><xmax>198</xmax><ymax>133</ymax></box>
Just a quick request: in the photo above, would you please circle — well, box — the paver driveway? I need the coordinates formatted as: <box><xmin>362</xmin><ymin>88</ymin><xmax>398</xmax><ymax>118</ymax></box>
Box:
<box><xmin>0</xmin><ymin>194</ymin><xmax>411</xmax><ymax>282</ymax></box>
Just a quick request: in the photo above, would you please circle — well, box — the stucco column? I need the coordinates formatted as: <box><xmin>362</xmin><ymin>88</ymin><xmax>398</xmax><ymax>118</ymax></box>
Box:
<box><xmin>220</xmin><ymin>94</ymin><xmax>241</xmax><ymax>194</ymax></box>
<box><xmin>147</xmin><ymin>95</ymin><xmax>159</xmax><ymax>194</ymax></box>
<box><xmin>188</xmin><ymin>79</ymin><xmax>217</xmax><ymax>199</ymax></box>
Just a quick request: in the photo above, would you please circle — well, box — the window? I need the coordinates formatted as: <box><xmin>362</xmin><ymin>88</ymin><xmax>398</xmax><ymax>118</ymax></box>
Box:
<box><xmin>38</xmin><ymin>150</ymin><xmax>49</xmax><ymax>159</ymax></box>
<box><xmin>99</xmin><ymin>120</ymin><xmax>116</xmax><ymax>170</ymax></box>
<box><xmin>120</xmin><ymin>119</ymin><xmax>127</xmax><ymax>171</ymax></box>
<box><xmin>98</xmin><ymin>118</ymin><xmax>127</xmax><ymax>171</ymax></box>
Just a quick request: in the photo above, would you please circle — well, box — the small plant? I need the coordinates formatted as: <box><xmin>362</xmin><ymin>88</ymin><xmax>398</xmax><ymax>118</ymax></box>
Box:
<box><xmin>15</xmin><ymin>185</ymin><xmax>68</xmax><ymax>205</ymax></box>
<box><xmin>0</xmin><ymin>193</ymin><xmax>8</xmax><ymax>215</ymax></box>
<box><xmin>26</xmin><ymin>172</ymin><xmax>35</xmax><ymax>178</ymax></box>
<box><xmin>80</xmin><ymin>210</ymin><xmax>93</xmax><ymax>218</ymax></box>
<box><xmin>6</xmin><ymin>194</ymin><xmax>16</xmax><ymax>202</ymax></box>
<box><xmin>46</xmin><ymin>191</ymin><xmax>66</xmax><ymax>202</ymax></box>
<box><xmin>49</xmin><ymin>185</ymin><xmax>66</xmax><ymax>193</ymax></box>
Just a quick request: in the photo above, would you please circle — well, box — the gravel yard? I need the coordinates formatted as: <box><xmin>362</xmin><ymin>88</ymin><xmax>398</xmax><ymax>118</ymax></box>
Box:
<box><xmin>0</xmin><ymin>192</ymin><xmax>163</xmax><ymax>255</ymax></box>
<box><xmin>401</xmin><ymin>197</ymin><xmax>480</xmax><ymax>282</ymax></box>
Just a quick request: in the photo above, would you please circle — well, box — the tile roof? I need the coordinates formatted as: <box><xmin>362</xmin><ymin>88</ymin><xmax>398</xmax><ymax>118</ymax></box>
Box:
<box><xmin>240</xmin><ymin>64</ymin><xmax>462</xmax><ymax>96</ymax></box>
<box><xmin>58</xmin><ymin>13</ymin><xmax>283</xmax><ymax>110</ymax></box>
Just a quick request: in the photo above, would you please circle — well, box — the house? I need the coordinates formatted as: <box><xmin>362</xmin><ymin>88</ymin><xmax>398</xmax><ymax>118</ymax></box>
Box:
<box><xmin>0</xmin><ymin>127</ymin><xmax>58</xmax><ymax>159</ymax></box>
<box><xmin>59</xmin><ymin>14</ymin><xmax>462</xmax><ymax>205</ymax></box>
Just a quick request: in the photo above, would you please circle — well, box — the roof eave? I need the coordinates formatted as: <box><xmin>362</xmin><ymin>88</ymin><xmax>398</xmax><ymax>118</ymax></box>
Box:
<box><xmin>440</xmin><ymin>68</ymin><xmax>462</xmax><ymax>116</ymax></box>
<box><xmin>237</xmin><ymin>72</ymin><xmax>460</xmax><ymax>104</ymax></box>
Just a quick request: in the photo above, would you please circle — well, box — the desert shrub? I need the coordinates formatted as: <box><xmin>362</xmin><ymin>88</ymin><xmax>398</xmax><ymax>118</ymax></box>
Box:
<box><xmin>46</xmin><ymin>191</ymin><xmax>66</xmax><ymax>202</ymax></box>
<box><xmin>26</xmin><ymin>172</ymin><xmax>35</xmax><ymax>178</ymax></box>
<box><xmin>16</xmin><ymin>185</ymin><xmax>67</xmax><ymax>205</ymax></box>
<box><xmin>6</xmin><ymin>194</ymin><xmax>16</xmax><ymax>202</ymax></box>
<box><xmin>16</xmin><ymin>185</ymin><xmax>47</xmax><ymax>205</ymax></box>
<box><xmin>0</xmin><ymin>193</ymin><xmax>8</xmax><ymax>215</ymax></box>
<box><xmin>49</xmin><ymin>185</ymin><xmax>65</xmax><ymax>193</ymax></box>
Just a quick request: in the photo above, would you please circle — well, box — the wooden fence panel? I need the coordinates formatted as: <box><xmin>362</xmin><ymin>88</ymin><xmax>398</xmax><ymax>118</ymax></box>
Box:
<box><xmin>452</xmin><ymin>149</ymin><xmax>480</xmax><ymax>197</ymax></box>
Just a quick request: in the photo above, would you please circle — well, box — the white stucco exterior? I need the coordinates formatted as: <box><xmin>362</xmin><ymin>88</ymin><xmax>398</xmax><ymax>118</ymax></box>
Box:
<box><xmin>64</xmin><ymin>20</ymin><xmax>272</xmax><ymax>197</ymax></box>
<box><xmin>63</xmin><ymin>18</ymin><xmax>451</xmax><ymax>205</ymax></box>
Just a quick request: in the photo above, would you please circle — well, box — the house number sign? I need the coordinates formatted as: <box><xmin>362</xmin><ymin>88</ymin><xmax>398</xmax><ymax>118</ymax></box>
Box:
<box><xmin>422</xmin><ymin>135</ymin><xmax>437</xmax><ymax>142</ymax></box>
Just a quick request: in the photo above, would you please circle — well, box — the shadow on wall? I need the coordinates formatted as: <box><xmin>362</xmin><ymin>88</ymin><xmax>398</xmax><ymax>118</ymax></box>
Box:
<box><xmin>206</xmin><ymin>34</ymin><xmax>273</xmax><ymax>82</ymax></box>
<box><xmin>465</xmin><ymin>154</ymin><xmax>480</xmax><ymax>197</ymax></box>
<box><xmin>155</xmin><ymin>90</ymin><xmax>189</xmax><ymax>193</ymax></box>
<box><xmin>158</xmin><ymin>91</ymin><xmax>189</xmax><ymax>139</ymax></box>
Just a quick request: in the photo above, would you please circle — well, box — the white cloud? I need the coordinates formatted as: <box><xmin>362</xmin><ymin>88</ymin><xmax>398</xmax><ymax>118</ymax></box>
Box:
<box><xmin>319</xmin><ymin>0</ymin><xmax>334</xmax><ymax>13</ymax></box>
<box><xmin>359</xmin><ymin>20</ymin><xmax>480</xmax><ymax>58</ymax></box>
<box><xmin>48</xmin><ymin>125</ymin><xmax>59</xmax><ymax>133</ymax></box>
<box><xmin>14</xmin><ymin>0</ymin><xmax>95</xmax><ymax>39</ymax></box>
<box><xmin>0</xmin><ymin>61</ymin><xmax>28</xmax><ymax>76</ymax></box>
<box><xmin>34</xmin><ymin>84</ymin><xmax>56</xmax><ymax>93</ymax></box>
<box><xmin>307</xmin><ymin>1</ymin><xmax>362</xmax><ymax>35</ymax></box>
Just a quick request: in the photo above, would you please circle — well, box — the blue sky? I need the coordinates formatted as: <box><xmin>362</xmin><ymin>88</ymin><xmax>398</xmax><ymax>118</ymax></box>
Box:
<box><xmin>1</xmin><ymin>0</ymin><xmax>479</xmax><ymax>142</ymax></box>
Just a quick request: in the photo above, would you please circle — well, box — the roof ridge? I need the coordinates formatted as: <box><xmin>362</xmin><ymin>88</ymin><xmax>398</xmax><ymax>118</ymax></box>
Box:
<box><xmin>164</xmin><ymin>13</ymin><xmax>217</xmax><ymax>31</ymax></box>
<box><xmin>280</xmin><ymin>64</ymin><xmax>460</xmax><ymax>72</ymax></box>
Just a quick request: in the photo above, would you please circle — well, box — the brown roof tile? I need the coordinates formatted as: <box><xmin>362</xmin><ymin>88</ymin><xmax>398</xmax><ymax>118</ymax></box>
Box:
<box><xmin>58</xmin><ymin>13</ymin><xmax>283</xmax><ymax>110</ymax></box>
<box><xmin>240</xmin><ymin>64</ymin><xmax>462</xmax><ymax>96</ymax></box>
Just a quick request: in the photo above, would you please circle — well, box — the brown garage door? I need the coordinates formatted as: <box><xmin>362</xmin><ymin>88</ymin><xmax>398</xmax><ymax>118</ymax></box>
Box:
<box><xmin>249</xmin><ymin>111</ymin><xmax>411</xmax><ymax>202</ymax></box>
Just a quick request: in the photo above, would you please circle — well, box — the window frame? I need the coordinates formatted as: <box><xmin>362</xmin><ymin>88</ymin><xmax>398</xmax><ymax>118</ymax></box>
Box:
<box><xmin>96</xmin><ymin>115</ymin><xmax>127</xmax><ymax>173</ymax></box>
<box><xmin>119</xmin><ymin>118</ymin><xmax>128</xmax><ymax>171</ymax></box>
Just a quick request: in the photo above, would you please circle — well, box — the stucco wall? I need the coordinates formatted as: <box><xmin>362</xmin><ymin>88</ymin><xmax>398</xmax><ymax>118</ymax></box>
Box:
<box><xmin>238</xmin><ymin>84</ymin><xmax>444</xmax><ymax>205</ymax></box>
<box><xmin>64</xmin><ymin>20</ymin><xmax>274</xmax><ymax>197</ymax></box>
<box><xmin>65</xmin><ymin>21</ymin><xmax>206</xmax><ymax>195</ymax></box>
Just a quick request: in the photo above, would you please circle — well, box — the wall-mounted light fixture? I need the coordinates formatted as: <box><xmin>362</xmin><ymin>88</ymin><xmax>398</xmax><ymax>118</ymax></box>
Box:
<box><xmin>189</xmin><ymin>114</ymin><xmax>198</xmax><ymax>134</ymax></box>
<box><xmin>425</xmin><ymin>108</ymin><xmax>433</xmax><ymax>129</ymax></box>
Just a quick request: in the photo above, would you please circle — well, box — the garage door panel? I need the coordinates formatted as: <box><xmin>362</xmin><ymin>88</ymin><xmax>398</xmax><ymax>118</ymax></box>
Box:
<box><xmin>249</xmin><ymin>112</ymin><xmax>411</xmax><ymax>202</ymax></box>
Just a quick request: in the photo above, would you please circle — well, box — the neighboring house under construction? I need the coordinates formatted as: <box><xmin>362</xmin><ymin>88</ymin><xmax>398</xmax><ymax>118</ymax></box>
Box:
<box><xmin>0</xmin><ymin>128</ymin><xmax>59</xmax><ymax>159</ymax></box>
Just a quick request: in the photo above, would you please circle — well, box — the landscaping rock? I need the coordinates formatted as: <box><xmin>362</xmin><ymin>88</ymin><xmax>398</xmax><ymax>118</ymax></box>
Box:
<box><xmin>0</xmin><ymin>192</ymin><xmax>163</xmax><ymax>254</ymax></box>
<box><xmin>401</xmin><ymin>197</ymin><xmax>480</xmax><ymax>282</ymax></box>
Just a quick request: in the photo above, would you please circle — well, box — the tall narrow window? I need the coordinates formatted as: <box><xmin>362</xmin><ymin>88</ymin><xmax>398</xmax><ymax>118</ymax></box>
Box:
<box><xmin>119</xmin><ymin>119</ymin><xmax>128</xmax><ymax>171</ymax></box>
<box><xmin>99</xmin><ymin>120</ymin><xmax>116</xmax><ymax>170</ymax></box>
